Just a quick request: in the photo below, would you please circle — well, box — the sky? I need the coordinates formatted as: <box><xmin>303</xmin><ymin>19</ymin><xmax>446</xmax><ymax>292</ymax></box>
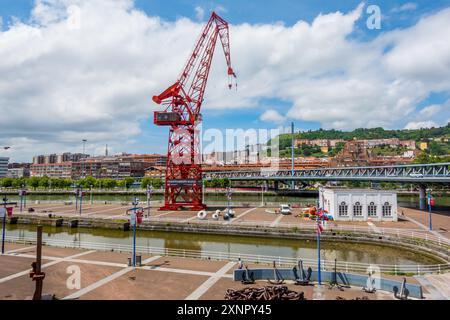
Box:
<box><xmin>0</xmin><ymin>0</ymin><xmax>449</xmax><ymax>162</ymax></box>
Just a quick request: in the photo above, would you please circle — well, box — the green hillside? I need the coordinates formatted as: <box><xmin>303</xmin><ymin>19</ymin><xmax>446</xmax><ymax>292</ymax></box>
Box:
<box><xmin>270</xmin><ymin>123</ymin><xmax>450</xmax><ymax>157</ymax></box>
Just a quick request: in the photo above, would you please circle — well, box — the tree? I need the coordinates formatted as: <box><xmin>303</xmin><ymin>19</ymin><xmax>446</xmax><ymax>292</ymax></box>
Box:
<box><xmin>28</xmin><ymin>176</ymin><xmax>40</xmax><ymax>190</ymax></box>
<box><xmin>121</xmin><ymin>177</ymin><xmax>135</xmax><ymax>190</ymax></box>
<box><xmin>39</xmin><ymin>176</ymin><xmax>49</xmax><ymax>189</ymax></box>
<box><xmin>141</xmin><ymin>177</ymin><xmax>152</xmax><ymax>188</ymax></box>
<box><xmin>1</xmin><ymin>177</ymin><xmax>13</xmax><ymax>188</ymax></box>
<box><xmin>79</xmin><ymin>176</ymin><xmax>97</xmax><ymax>189</ymax></box>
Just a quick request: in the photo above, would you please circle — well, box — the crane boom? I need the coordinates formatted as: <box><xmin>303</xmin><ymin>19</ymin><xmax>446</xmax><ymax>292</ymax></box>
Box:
<box><xmin>153</xmin><ymin>12</ymin><xmax>236</xmax><ymax>211</ymax></box>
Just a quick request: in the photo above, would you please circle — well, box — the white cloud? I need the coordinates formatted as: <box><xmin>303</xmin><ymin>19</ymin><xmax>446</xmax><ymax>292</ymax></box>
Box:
<box><xmin>391</xmin><ymin>3</ymin><xmax>418</xmax><ymax>13</ymax></box>
<box><xmin>419</xmin><ymin>104</ymin><xmax>443</xmax><ymax>117</ymax></box>
<box><xmin>1</xmin><ymin>1</ymin><xmax>450</xmax><ymax>162</ymax></box>
<box><xmin>404</xmin><ymin>121</ymin><xmax>438</xmax><ymax>130</ymax></box>
<box><xmin>194</xmin><ymin>6</ymin><xmax>204</xmax><ymax>21</ymax></box>
<box><xmin>260</xmin><ymin>109</ymin><xmax>285</xmax><ymax>123</ymax></box>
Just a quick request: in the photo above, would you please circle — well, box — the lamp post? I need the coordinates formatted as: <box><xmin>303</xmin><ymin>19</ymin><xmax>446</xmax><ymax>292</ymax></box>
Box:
<box><xmin>1</xmin><ymin>196</ymin><xmax>7</xmax><ymax>254</ymax></box>
<box><xmin>261</xmin><ymin>182</ymin><xmax>267</xmax><ymax>207</ymax></box>
<box><xmin>0</xmin><ymin>196</ymin><xmax>15</xmax><ymax>254</ymax></box>
<box><xmin>19</xmin><ymin>184</ymin><xmax>27</xmax><ymax>212</ymax></box>
<box><xmin>82</xmin><ymin>139</ymin><xmax>87</xmax><ymax>178</ymax></box>
<box><xmin>291</xmin><ymin>122</ymin><xmax>295</xmax><ymax>190</ymax></box>
<box><xmin>427</xmin><ymin>190</ymin><xmax>433</xmax><ymax>231</ymax></box>
<box><xmin>226</xmin><ymin>186</ymin><xmax>233</xmax><ymax>216</ymax></box>
<box><xmin>316</xmin><ymin>192</ymin><xmax>323</xmax><ymax>286</ymax></box>
<box><xmin>78</xmin><ymin>185</ymin><xmax>83</xmax><ymax>215</ymax></box>
<box><xmin>131</xmin><ymin>197</ymin><xmax>139</xmax><ymax>267</ymax></box>
<box><xmin>146</xmin><ymin>184</ymin><xmax>153</xmax><ymax>218</ymax></box>
<box><xmin>90</xmin><ymin>184</ymin><xmax>93</xmax><ymax>205</ymax></box>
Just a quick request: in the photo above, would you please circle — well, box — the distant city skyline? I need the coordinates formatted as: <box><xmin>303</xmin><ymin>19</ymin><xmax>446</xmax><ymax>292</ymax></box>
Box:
<box><xmin>1</xmin><ymin>1</ymin><xmax>449</xmax><ymax>162</ymax></box>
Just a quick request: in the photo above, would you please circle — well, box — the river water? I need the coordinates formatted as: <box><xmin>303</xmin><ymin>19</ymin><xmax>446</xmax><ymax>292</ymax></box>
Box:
<box><xmin>4</xmin><ymin>193</ymin><xmax>450</xmax><ymax>209</ymax></box>
<box><xmin>3</xmin><ymin>192</ymin><xmax>447</xmax><ymax>266</ymax></box>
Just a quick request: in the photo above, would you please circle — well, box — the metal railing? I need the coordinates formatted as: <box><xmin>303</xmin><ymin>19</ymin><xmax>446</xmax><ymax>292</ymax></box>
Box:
<box><xmin>204</xmin><ymin>162</ymin><xmax>450</xmax><ymax>183</ymax></box>
<box><xmin>142</xmin><ymin>217</ymin><xmax>450</xmax><ymax>247</ymax></box>
<box><xmin>5</xmin><ymin>235</ymin><xmax>448</xmax><ymax>276</ymax></box>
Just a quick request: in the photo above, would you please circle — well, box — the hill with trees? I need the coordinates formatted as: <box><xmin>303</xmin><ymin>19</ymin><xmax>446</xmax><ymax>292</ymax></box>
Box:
<box><xmin>271</xmin><ymin>123</ymin><xmax>450</xmax><ymax>157</ymax></box>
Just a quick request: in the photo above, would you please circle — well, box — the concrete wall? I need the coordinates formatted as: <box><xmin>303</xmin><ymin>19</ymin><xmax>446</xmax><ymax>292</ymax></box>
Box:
<box><xmin>234</xmin><ymin>268</ymin><xmax>423</xmax><ymax>299</ymax></box>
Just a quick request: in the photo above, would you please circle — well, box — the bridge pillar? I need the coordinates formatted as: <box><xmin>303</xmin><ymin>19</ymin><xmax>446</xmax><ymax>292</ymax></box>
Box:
<box><xmin>418</xmin><ymin>184</ymin><xmax>427</xmax><ymax>210</ymax></box>
<box><xmin>274</xmin><ymin>181</ymin><xmax>279</xmax><ymax>190</ymax></box>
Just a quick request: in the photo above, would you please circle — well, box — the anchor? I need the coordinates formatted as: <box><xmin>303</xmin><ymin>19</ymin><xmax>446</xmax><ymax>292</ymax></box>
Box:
<box><xmin>328</xmin><ymin>259</ymin><xmax>345</xmax><ymax>291</ymax></box>
<box><xmin>293</xmin><ymin>259</ymin><xmax>312</xmax><ymax>286</ymax></box>
<box><xmin>393</xmin><ymin>278</ymin><xmax>409</xmax><ymax>300</ymax></box>
<box><xmin>267</xmin><ymin>261</ymin><xmax>284</xmax><ymax>285</ymax></box>
<box><xmin>241</xmin><ymin>264</ymin><xmax>255</xmax><ymax>285</ymax></box>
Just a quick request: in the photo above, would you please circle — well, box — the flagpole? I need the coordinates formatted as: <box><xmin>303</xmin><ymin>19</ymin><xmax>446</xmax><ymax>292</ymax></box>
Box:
<box><xmin>317</xmin><ymin>189</ymin><xmax>322</xmax><ymax>286</ymax></box>
<box><xmin>317</xmin><ymin>218</ymin><xmax>321</xmax><ymax>285</ymax></box>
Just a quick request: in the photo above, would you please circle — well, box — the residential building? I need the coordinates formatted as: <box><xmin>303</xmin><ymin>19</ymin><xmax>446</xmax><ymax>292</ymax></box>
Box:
<box><xmin>33</xmin><ymin>153</ymin><xmax>89</xmax><ymax>165</ymax></box>
<box><xmin>72</xmin><ymin>156</ymin><xmax>149</xmax><ymax>179</ymax></box>
<box><xmin>7</xmin><ymin>163</ymin><xmax>31</xmax><ymax>178</ymax></box>
<box><xmin>125</xmin><ymin>154</ymin><xmax>167</xmax><ymax>166</ymax></box>
<box><xmin>319</xmin><ymin>188</ymin><xmax>398</xmax><ymax>222</ymax></box>
<box><xmin>419</xmin><ymin>142</ymin><xmax>428</xmax><ymax>150</ymax></box>
<box><xmin>295</xmin><ymin>139</ymin><xmax>345</xmax><ymax>148</ymax></box>
<box><xmin>30</xmin><ymin>162</ymin><xmax>73</xmax><ymax>178</ymax></box>
<box><xmin>0</xmin><ymin>157</ymin><xmax>9</xmax><ymax>178</ymax></box>
<box><xmin>144</xmin><ymin>166</ymin><xmax>165</xmax><ymax>179</ymax></box>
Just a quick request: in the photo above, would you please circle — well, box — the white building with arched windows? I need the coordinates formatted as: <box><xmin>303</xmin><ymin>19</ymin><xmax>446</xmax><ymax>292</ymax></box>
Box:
<box><xmin>319</xmin><ymin>188</ymin><xmax>398</xmax><ymax>222</ymax></box>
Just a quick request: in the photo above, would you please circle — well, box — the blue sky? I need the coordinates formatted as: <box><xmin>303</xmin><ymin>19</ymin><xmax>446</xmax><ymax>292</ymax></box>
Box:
<box><xmin>0</xmin><ymin>1</ymin><xmax>449</xmax><ymax>161</ymax></box>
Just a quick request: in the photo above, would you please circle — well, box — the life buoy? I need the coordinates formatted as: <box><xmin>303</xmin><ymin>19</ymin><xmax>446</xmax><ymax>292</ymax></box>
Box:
<box><xmin>212</xmin><ymin>213</ymin><xmax>219</xmax><ymax>220</ymax></box>
<box><xmin>197</xmin><ymin>210</ymin><xmax>207</xmax><ymax>220</ymax></box>
<box><xmin>215</xmin><ymin>209</ymin><xmax>221</xmax><ymax>215</ymax></box>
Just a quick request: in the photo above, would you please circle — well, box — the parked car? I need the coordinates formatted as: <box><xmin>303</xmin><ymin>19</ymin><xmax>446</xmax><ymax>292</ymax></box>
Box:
<box><xmin>409</xmin><ymin>173</ymin><xmax>423</xmax><ymax>178</ymax></box>
<box><xmin>279</xmin><ymin>204</ymin><xmax>292</xmax><ymax>215</ymax></box>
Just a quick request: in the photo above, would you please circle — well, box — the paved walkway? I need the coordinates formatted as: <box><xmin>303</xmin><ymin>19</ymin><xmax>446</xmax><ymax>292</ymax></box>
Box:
<box><xmin>185</xmin><ymin>262</ymin><xmax>235</xmax><ymax>300</ymax></box>
<box><xmin>402</xmin><ymin>215</ymin><xmax>448</xmax><ymax>240</ymax></box>
<box><xmin>0</xmin><ymin>243</ymin><xmax>422</xmax><ymax>300</ymax></box>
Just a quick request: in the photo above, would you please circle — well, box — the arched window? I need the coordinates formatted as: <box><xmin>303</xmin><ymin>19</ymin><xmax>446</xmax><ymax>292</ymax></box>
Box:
<box><xmin>353</xmin><ymin>201</ymin><xmax>362</xmax><ymax>216</ymax></box>
<box><xmin>368</xmin><ymin>202</ymin><xmax>377</xmax><ymax>217</ymax></box>
<box><xmin>339</xmin><ymin>201</ymin><xmax>348</xmax><ymax>216</ymax></box>
<box><xmin>382</xmin><ymin>202</ymin><xmax>392</xmax><ymax>217</ymax></box>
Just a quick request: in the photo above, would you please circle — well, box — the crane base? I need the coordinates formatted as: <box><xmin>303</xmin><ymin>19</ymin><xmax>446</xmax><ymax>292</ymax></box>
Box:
<box><xmin>159</xmin><ymin>204</ymin><xmax>207</xmax><ymax>211</ymax></box>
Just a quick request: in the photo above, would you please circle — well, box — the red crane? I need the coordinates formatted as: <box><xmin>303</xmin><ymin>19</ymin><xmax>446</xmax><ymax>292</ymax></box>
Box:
<box><xmin>153</xmin><ymin>12</ymin><xmax>236</xmax><ymax>210</ymax></box>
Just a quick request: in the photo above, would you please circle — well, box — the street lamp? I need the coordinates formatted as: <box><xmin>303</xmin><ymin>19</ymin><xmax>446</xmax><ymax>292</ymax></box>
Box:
<box><xmin>261</xmin><ymin>181</ymin><xmax>267</xmax><ymax>207</ymax></box>
<box><xmin>1</xmin><ymin>196</ymin><xmax>8</xmax><ymax>254</ymax></box>
<box><xmin>131</xmin><ymin>197</ymin><xmax>140</xmax><ymax>267</ymax></box>
<box><xmin>82</xmin><ymin>139</ymin><xmax>87</xmax><ymax>178</ymax></box>
<box><xmin>427</xmin><ymin>189</ymin><xmax>434</xmax><ymax>231</ymax></box>
<box><xmin>19</xmin><ymin>184</ymin><xmax>27</xmax><ymax>212</ymax></box>
<box><xmin>226</xmin><ymin>186</ymin><xmax>233</xmax><ymax>218</ymax></box>
<box><xmin>146</xmin><ymin>184</ymin><xmax>153</xmax><ymax>218</ymax></box>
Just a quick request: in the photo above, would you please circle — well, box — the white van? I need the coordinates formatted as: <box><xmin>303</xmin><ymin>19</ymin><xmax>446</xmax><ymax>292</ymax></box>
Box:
<box><xmin>280</xmin><ymin>204</ymin><xmax>292</xmax><ymax>215</ymax></box>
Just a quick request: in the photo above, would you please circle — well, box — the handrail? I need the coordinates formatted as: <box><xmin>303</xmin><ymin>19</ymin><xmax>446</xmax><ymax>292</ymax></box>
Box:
<box><xmin>5</xmin><ymin>236</ymin><xmax>449</xmax><ymax>276</ymax></box>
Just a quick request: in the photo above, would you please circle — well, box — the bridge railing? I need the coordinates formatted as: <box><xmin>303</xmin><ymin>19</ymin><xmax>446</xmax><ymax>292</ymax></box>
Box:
<box><xmin>203</xmin><ymin>162</ymin><xmax>450</xmax><ymax>180</ymax></box>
